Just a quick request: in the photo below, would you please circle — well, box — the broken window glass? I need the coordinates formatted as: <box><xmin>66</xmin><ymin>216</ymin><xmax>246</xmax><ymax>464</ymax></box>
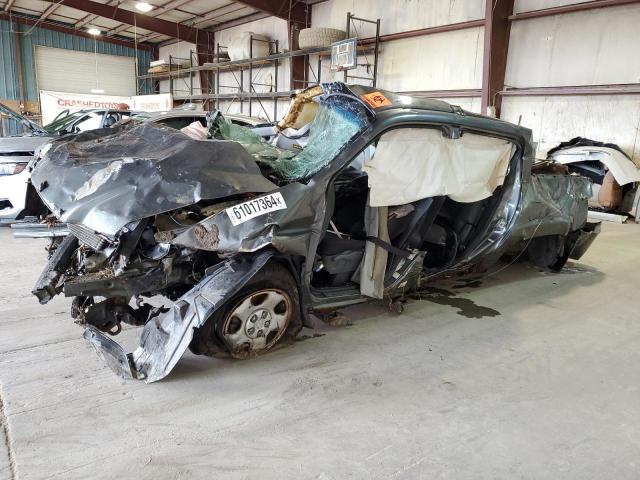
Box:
<box><xmin>268</xmin><ymin>93</ymin><xmax>372</xmax><ymax>180</ymax></box>
<box><xmin>208</xmin><ymin>112</ymin><xmax>293</xmax><ymax>162</ymax></box>
<box><xmin>209</xmin><ymin>87</ymin><xmax>372</xmax><ymax>182</ymax></box>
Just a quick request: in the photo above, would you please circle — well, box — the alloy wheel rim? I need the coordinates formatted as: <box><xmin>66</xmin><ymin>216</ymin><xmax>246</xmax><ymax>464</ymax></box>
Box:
<box><xmin>222</xmin><ymin>288</ymin><xmax>291</xmax><ymax>356</ymax></box>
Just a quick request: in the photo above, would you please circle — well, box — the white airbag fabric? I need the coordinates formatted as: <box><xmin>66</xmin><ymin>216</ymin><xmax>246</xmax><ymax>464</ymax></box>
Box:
<box><xmin>364</xmin><ymin>128</ymin><xmax>514</xmax><ymax>206</ymax></box>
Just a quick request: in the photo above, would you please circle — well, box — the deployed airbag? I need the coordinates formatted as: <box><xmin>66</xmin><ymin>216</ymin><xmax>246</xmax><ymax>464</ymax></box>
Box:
<box><xmin>364</xmin><ymin>128</ymin><xmax>514</xmax><ymax>206</ymax></box>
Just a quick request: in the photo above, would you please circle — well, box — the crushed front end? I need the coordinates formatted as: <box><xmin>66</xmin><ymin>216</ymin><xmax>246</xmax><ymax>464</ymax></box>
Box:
<box><xmin>29</xmin><ymin>120</ymin><xmax>300</xmax><ymax>382</ymax></box>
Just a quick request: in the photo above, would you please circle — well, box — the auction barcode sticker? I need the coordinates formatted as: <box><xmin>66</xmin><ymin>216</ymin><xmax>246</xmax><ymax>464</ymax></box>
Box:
<box><xmin>226</xmin><ymin>192</ymin><xmax>287</xmax><ymax>226</ymax></box>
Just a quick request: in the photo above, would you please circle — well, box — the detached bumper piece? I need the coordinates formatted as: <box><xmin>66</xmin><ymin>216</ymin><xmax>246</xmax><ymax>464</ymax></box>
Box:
<box><xmin>84</xmin><ymin>327</ymin><xmax>140</xmax><ymax>379</ymax></box>
<box><xmin>568</xmin><ymin>221</ymin><xmax>601</xmax><ymax>260</ymax></box>
<box><xmin>82</xmin><ymin>252</ymin><xmax>274</xmax><ymax>382</ymax></box>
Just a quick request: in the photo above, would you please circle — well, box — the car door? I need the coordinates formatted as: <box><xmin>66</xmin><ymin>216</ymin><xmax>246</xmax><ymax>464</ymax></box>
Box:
<box><xmin>318</xmin><ymin>123</ymin><xmax>517</xmax><ymax>299</ymax></box>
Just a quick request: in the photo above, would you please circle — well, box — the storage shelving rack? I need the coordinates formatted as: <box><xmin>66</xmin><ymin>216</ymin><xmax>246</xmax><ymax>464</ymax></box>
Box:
<box><xmin>136</xmin><ymin>14</ymin><xmax>381</xmax><ymax>122</ymax></box>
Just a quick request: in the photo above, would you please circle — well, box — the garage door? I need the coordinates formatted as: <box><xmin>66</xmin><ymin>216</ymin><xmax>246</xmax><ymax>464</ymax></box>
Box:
<box><xmin>35</xmin><ymin>46</ymin><xmax>136</xmax><ymax>96</ymax></box>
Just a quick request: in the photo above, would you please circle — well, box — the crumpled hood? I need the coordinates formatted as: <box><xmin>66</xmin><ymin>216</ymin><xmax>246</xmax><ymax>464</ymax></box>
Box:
<box><xmin>31</xmin><ymin>122</ymin><xmax>277</xmax><ymax>236</ymax></box>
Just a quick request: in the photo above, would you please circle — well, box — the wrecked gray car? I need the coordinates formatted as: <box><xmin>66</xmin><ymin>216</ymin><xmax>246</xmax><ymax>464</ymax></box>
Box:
<box><xmin>31</xmin><ymin>83</ymin><xmax>599</xmax><ymax>382</ymax></box>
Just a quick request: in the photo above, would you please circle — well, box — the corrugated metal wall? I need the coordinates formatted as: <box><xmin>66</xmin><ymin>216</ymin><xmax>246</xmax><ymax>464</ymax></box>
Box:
<box><xmin>0</xmin><ymin>21</ymin><xmax>19</xmax><ymax>102</ymax></box>
<box><xmin>0</xmin><ymin>19</ymin><xmax>151</xmax><ymax>111</ymax></box>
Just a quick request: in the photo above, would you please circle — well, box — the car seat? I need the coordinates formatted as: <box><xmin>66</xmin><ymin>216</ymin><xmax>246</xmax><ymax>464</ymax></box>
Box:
<box><xmin>104</xmin><ymin>113</ymin><xmax>119</xmax><ymax>127</ymax></box>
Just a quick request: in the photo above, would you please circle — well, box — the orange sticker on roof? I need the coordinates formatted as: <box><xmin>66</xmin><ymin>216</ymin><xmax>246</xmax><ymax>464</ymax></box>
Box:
<box><xmin>361</xmin><ymin>92</ymin><xmax>392</xmax><ymax>109</ymax></box>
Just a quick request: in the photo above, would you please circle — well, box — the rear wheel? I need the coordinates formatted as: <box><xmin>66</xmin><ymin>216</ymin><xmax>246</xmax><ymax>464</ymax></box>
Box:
<box><xmin>189</xmin><ymin>262</ymin><xmax>300</xmax><ymax>359</ymax></box>
<box><xmin>527</xmin><ymin>235</ymin><xmax>570</xmax><ymax>272</ymax></box>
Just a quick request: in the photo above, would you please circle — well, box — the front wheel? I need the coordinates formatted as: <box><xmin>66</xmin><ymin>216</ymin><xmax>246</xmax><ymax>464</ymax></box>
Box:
<box><xmin>189</xmin><ymin>261</ymin><xmax>300</xmax><ymax>359</ymax></box>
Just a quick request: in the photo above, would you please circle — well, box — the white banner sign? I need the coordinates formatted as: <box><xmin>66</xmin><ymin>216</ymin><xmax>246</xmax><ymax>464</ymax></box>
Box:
<box><xmin>39</xmin><ymin>90</ymin><xmax>132</xmax><ymax>126</ymax></box>
<box><xmin>130</xmin><ymin>94</ymin><xmax>173</xmax><ymax>112</ymax></box>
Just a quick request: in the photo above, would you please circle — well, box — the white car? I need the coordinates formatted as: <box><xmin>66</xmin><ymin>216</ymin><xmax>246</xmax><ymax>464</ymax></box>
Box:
<box><xmin>0</xmin><ymin>104</ymin><xmax>50</xmax><ymax>224</ymax></box>
<box><xmin>0</xmin><ymin>104</ymin><xmax>137</xmax><ymax>224</ymax></box>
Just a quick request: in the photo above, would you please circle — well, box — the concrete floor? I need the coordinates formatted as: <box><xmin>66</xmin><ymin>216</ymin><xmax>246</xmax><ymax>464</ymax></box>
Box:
<box><xmin>0</xmin><ymin>223</ymin><xmax>639</xmax><ymax>480</ymax></box>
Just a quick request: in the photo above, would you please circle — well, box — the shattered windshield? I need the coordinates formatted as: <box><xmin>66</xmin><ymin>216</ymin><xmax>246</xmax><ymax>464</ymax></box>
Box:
<box><xmin>269</xmin><ymin>94</ymin><xmax>371</xmax><ymax>179</ymax></box>
<box><xmin>212</xmin><ymin>90</ymin><xmax>372</xmax><ymax>181</ymax></box>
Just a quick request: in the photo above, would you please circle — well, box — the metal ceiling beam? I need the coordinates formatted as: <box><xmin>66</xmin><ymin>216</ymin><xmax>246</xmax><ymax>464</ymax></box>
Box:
<box><xmin>3</xmin><ymin>0</ymin><xmax>16</xmax><ymax>12</ymax></box>
<box><xmin>232</xmin><ymin>0</ymin><xmax>307</xmax><ymax>24</ymax></box>
<box><xmin>139</xmin><ymin>3</ymin><xmax>246</xmax><ymax>42</ymax></box>
<box><xmin>0</xmin><ymin>11</ymin><xmax>153</xmax><ymax>50</ymax></box>
<box><xmin>500</xmin><ymin>84</ymin><xmax>640</xmax><ymax>96</ymax></box>
<box><xmin>481</xmin><ymin>0</ymin><xmax>514</xmax><ymax>118</ymax></box>
<box><xmin>210</xmin><ymin>11</ymin><xmax>270</xmax><ymax>31</ymax></box>
<box><xmin>38</xmin><ymin>2</ymin><xmax>63</xmax><ymax>22</ymax></box>
<box><xmin>107</xmin><ymin>0</ymin><xmax>194</xmax><ymax>37</ymax></box>
<box><xmin>58</xmin><ymin>0</ymin><xmax>213</xmax><ymax>45</ymax></box>
<box><xmin>75</xmin><ymin>0</ymin><xmax>120</xmax><ymax>30</ymax></box>
<box><xmin>358</xmin><ymin>19</ymin><xmax>485</xmax><ymax>45</ymax></box>
<box><xmin>509</xmin><ymin>0</ymin><xmax>640</xmax><ymax>20</ymax></box>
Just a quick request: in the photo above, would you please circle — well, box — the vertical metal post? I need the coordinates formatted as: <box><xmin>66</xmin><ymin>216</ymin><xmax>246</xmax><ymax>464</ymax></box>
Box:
<box><xmin>373</xmin><ymin>19</ymin><xmax>380</xmax><ymax>87</ymax></box>
<box><xmin>13</xmin><ymin>22</ymin><xmax>26</xmax><ymax>115</ymax></box>
<box><xmin>189</xmin><ymin>49</ymin><xmax>194</xmax><ymax>100</ymax></box>
<box><xmin>317</xmin><ymin>54</ymin><xmax>322</xmax><ymax>84</ymax></box>
<box><xmin>169</xmin><ymin>54</ymin><xmax>173</xmax><ymax>97</ymax></box>
<box><xmin>240</xmin><ymin>67</ymin><xmax>244</xmax><ymax>115</ymax></box>
<box><xmin>216</xmin><ymin>43</ymin><xmax>221</xmax><ymax>111</ymax></box>
<box><xmin>288</xmin><ymin>22</ymin><xmax>295</xmax><ymax>92</ymax></box>
<box><xmin>273</xmin><ymin>39</ymin><xmax>279</xmax><ymax>120</ymax></box>
<box><xmin>481</xmin><ymin>0</ymin><xmax>514</xmax><ymax>117</ymax></box>
<box><xmin>248</xmin><ymin>36</ymin><xmax>253</xmax><ymax>117</ymax></box>
<box><xmin>289</xmin><ymin>48</ymin><xmax>294</xmax><ymax>93</ymax></box>
<box><xmin>344</xmin><ymin>12</ymin><xmax>351</xmax><ymax>83</ymax></box>
<box><xmin>209</xmin><ymin>51</ymin><xmax>214</xmax><ymax>110</ymax></box>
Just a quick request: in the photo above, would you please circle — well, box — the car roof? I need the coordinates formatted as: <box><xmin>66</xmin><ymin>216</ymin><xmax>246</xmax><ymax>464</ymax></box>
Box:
<box><xmin>346</xmin><ymin>84</ymin><xmax>456</xmax><ymax>114</ymax></box>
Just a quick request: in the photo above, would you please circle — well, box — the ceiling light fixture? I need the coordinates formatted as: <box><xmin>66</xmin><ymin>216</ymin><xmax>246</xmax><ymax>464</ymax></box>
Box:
<box><xmin>90</xmin><ymin>89</ymin><xmax>105</xmax><ymax>94</ymax></box>
<box><xmin>87</xmin><ymin>28</ymin><xmax>101</xmax><ymax>36</ymax></box>
<box><xmin>135</xmin><ymin>2</ymin><xmax>153</xmax><ymax>12</ymax></box>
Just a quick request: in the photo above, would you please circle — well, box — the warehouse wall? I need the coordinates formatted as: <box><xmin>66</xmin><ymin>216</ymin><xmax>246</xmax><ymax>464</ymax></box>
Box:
<box><xmin>0</xmin><ymin>18</ymin><xmax>151</xmax><ymax>135</ymax></box>
<box><xmin>157</xmin><ymin>41</ymin><xmax>201</xmax><ymax>99</ymax></box>
<box><xmin>208</xmin><ymin>0</ymin><xmax>487</xmax><ymax>121</ymax></box>
<box><xmin>147</xmin><ymin>0</ymin><xmax>640</xmax><ymax>163</ymax></box>
<box><xmin>215</xmin><ymin>16</ymin><xmax>291</xmax><ymax>122</ymax></box>
<box><xmin>312</xmin><ymin>0</ymin><xmax>640</xmax><ymax>162</ymax></box>
<box><xmin>502</xmin><ymin>1</ymin><xmax>640</xmax><ymax>162</ymax></box>
<box><xmin>311</xmin><ymin>0</ymin><xmax>485</xmax><ymax>99</ymax></box>
<box><xmin>0</xmin><ymin>20</ymin><xmax>20</xmax><ymax>102</ymax></box>
<box><xmin>157</xmin><ymin>17</ymin><xmax>289</xmax><ymax>121</ymax></box>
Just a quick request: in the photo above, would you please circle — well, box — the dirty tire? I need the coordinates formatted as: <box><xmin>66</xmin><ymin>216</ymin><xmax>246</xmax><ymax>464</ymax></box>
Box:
<box><xmin>189</xmin><ymin>261</ymin><xmax>300</xmax><ymax>359</ymax></box>
<box><xmin>527</xmin><ymin>234</ymin><xmax>569</xmax><ymax>272</ymax></box>
<box><xmin>298</xmin><ymin>27</ymin><xmax>347</xmax><ymax>49</ymax></box>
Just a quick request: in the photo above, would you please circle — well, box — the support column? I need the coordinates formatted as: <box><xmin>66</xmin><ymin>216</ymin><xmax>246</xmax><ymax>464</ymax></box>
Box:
<box><xmin>13</xmin><ymin>21</ymin><xmax>25</xmax><ymax>111</ymax></box>
<box><xmin>289</xmin><ymin>5</ymin><xmax>311</xmax><ymax>91</ymax></box>
<box><xmin>481</xmin><ymin>0</ymin><xmax>514</xmax><ymax>118</ymax></box>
